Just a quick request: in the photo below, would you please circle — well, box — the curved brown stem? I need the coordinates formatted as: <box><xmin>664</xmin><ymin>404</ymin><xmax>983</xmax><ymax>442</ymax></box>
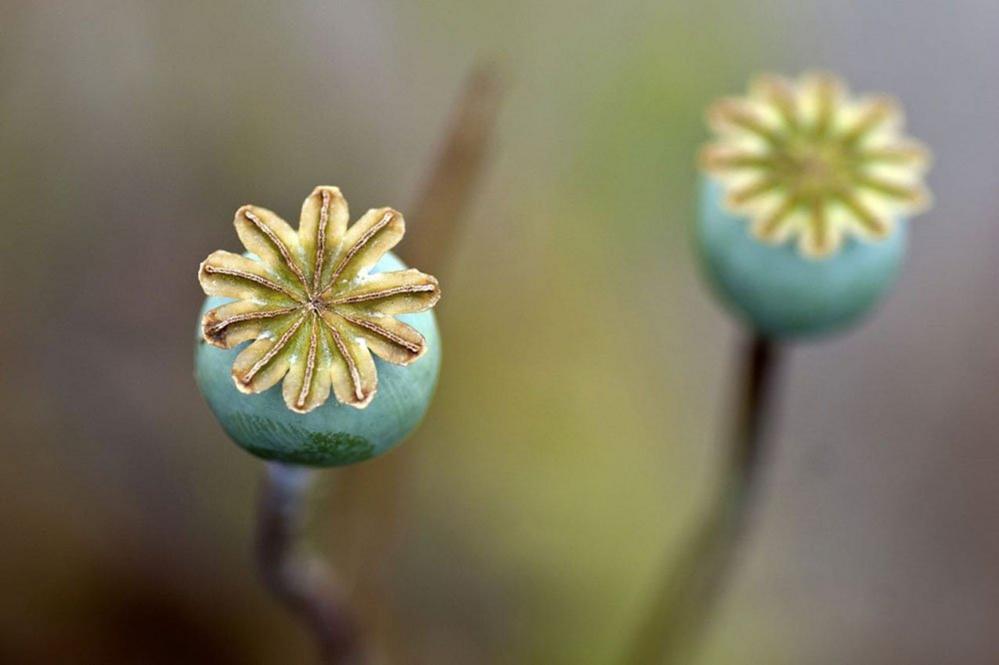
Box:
<box><xmin>256</xmin><ymin>463</ymin><xmax>366</xmax><ymax>665</ymax></box>
<box><xmin>333</xmin><ymin>62</ymin><xmax>505</xmax><ymax>661</ymax></box>
<box><xmin>250</xmin><ymin>65</ymin><xmax>503</xmax><ymax>665</ymax></box>
<box><xmin>623</xmin><ymin>335</ymin><xmax>783</xmax><ymax>665</ymax></box>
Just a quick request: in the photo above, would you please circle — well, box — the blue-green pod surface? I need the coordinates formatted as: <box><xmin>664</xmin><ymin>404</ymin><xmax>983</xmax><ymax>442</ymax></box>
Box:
<box><xmin>696</xmin><ymin>177</ymin><xmax>907</xmax><ymax>338</ymax></box>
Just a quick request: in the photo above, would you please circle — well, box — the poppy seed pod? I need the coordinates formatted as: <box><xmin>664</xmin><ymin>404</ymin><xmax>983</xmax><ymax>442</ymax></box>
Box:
<box><xmin>695</xmin><ymin>73</ymin><xmax>931</xmax><ymax>338</ymax></box>
<box><xmin>194</xmin><ymin>187</ymin><xmax>442</xmax><ymax>466</ymax></box>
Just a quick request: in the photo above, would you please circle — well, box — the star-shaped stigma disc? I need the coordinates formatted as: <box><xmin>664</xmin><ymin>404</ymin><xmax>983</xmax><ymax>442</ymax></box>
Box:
<box><xmin>198</xmin><ymin>187</ymin><xmax>440</xmax><ymax>413</ymax></box>
<box><xmin>700</xmin><ymin>73</ymin><xmax>932</xmax><ymax>258</ymax></box>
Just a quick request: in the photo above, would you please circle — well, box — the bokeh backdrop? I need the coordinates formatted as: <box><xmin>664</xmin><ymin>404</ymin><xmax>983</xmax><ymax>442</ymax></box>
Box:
<box><xmin>2</xmin><ymin>1</ymin><xmax>999</xmax><ymax>664</ymax></box>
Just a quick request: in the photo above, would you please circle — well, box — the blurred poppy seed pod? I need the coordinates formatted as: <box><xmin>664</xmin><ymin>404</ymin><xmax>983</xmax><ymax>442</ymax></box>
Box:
<box><xmin>195</xmin><ymin>187</ymin><xmax>441</xmax><ymax>466</ymax></box>
<box><xmin>696</xmin><ymin>73</ymin><xmax>931</xmax><ymax>338</ymax></box>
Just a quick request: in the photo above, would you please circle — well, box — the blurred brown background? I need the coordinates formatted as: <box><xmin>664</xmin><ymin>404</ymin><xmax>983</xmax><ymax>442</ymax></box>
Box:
<box><xmin>2</xmin><ymin>1</ymin><xmax>998</xmax><ymax>663</ymax></box>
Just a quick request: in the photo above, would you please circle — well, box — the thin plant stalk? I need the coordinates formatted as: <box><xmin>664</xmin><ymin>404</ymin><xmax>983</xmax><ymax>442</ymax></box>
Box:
<box><xmin>251</xmin><ymin>64</ymin><xmax>503</xmax><ymax>664</ymax></box>
<box><xmin>332</xmin><ymin>61</ymin><xmax>504</xmax><ymax>658</ymax></box>
<box><xmin>256</xmin><ymin>462</ymin><xmax>366</xmax><ymax>665</ymax></box>
<box><xmin>624</xmin><ymin>335</ymin><xmax>783</xmax><ymax>665</ymax></box>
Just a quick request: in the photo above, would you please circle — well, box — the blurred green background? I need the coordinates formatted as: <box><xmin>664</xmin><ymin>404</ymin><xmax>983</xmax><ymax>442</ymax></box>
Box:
<box><xmin>2</xmin><ymin>1</ymin><xmax>998</xmax><ymax>663</ymax></box>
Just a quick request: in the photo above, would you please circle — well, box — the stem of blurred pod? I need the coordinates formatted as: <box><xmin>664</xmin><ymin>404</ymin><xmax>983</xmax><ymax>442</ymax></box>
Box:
<box><xmin>623</xmin><ymin>335</ymin><xmax>784</xmax><ymax>665</ymax></box>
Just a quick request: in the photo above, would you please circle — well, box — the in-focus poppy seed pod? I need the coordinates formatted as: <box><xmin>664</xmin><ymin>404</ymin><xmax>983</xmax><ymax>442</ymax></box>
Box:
<box><xmin>194</xmin><ymin>187</ymin><xmax>441</xmax><ymax>466</ymax></box>
<box><xmin>695</xmin><ymin>73</ymin><xmax>932</xmax><ymax>337</ymax></box>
